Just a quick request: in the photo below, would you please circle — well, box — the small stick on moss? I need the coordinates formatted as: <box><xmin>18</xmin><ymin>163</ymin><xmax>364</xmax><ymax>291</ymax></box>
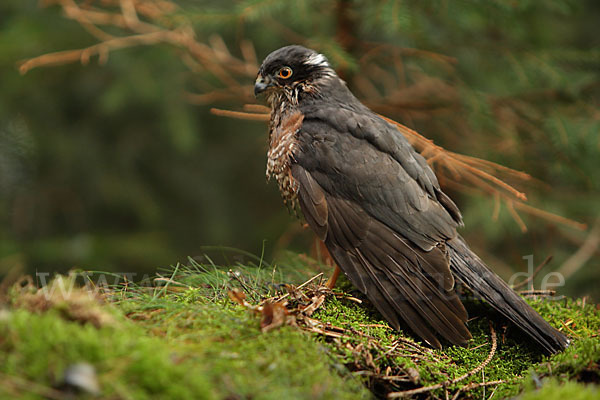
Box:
<box><xmin>355</xmin><ymin>323</ymin><xmax>391</xmax><ymax>328</ymax></box>
<box><xmin>354</xmin><ymin>371</ymin><xmax>411</xmax><ymax>382</ymax></box>
<box><xmin>228</xmin><ymin>269</ymin><xmax>259</xmax><ymax>302</ymax></box>
<box><xmin>297</xmin><ymin>272</ymin><xmax>325</xmax><ymax>290</ymax></box>
<box><xmin>267</xmin><ymin>272</ymin><xmax>325</xmax><ymax>304</ymax></box>
<box><xmin>450</xmin><ymin>379</ymin><xmax>509</xmax><ymax>400</ymax></box>
<box><xmin>333</xmin><ymin>293</ymin><xmax>363</xmax><ymax>303</ymax></box>
<box><xmin>560</xmin><ymin>320</ymin><xmax>581</xmax><ymax>338</ymax></box>
<box><xmin>518</xmin><ymin>289</ymin><xmax>556</xmax><ymax>297</ymax></box>
<box><xmin>468</xmin><ymin>341</ymin><xmax>490</xmax><ymax>351</ymax></box>
<box><xmin>387</xmin><ymin>324</ymin><xmax>497</xmax><ymax>399</ymax></box>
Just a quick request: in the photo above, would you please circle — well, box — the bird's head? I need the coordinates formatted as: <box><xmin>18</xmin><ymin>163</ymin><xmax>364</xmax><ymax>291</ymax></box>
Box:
<box><xmin>254</xmin><ymin>45</ymin><xmax>336</xmax><ymax>104</ymax></box>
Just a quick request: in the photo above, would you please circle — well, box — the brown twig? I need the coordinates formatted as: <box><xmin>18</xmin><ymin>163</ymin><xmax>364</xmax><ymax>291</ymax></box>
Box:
<box><xmin>20</xmin><ymin>0</ymin><xmax>259</xmax><ymax>91</ymax></box>
<box><xmin>381</xmin><ymin>116</ymin><xmax>529</xmax><ymax>201</ymax></box>
<box><xmin>514</xmin><ymin>201</ymin><xmax>587</xmax><ymax>231</ymax></box>
<box><xmin>507</xmin><ymin>200</ymin><xmax>528</xmax><ymax>232</ymax></box>
<box><xmin>559</xmin><ymin>319</ymin><xmax>581</xmax><ymax>338</ymax></box>
<box><xmin>208</xmin><ymin>104</ymin><xmax>586</xmax><ymax>232</ymax></box>
<box><xmin>210</xmin><ymin>108</ymin><xmax>270</xmax><ymax>121</ymax></box>
<box><xmin>228</xmin><ymin>269</ymin><xmax>260</xmax><ymax>302</ymax></box>
<box><xmin>387</xmin><ymin>324</ymin><xmax>497</xmax><ymax>399</ymax></box>
<box><xmin>23</xmin><ymin>0</ymin><xmax>587</xmax><ymax>235</ymax></box>
<box><xmin>518</xmin><ymin>289</ymin><xmax>557</xmax><ymax>297</ymax></box>
<box><xmin>450</xmin><ymin>379</ymin><xmax>509</xmax><ymax>400</ymax></box>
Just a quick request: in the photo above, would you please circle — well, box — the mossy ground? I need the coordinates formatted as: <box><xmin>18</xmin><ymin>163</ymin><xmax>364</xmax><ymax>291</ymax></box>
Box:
<box><xmin>0</xmin><ymin>252</ymin><xmax>598</xmax><ymax>399</ymax></box>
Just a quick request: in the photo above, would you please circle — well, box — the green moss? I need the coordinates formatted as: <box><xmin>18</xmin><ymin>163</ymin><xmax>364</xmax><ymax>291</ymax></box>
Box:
<box><xmin>519</xmin><ymin>378</ymin><xmax>599</xmax><ymax>400</ymax></box>
<box><xmin>310</xmin><ymin>281</ymin><xmax>600</xmax><ymax>398</ymax></box>
<box><xmin>1</xmin><ymin>268</ymin><xmax>371</xmax><ymax>399</ymax></box>
<box><xmin>0</xmin><ymin>309</ymin><xmax>214</xmax><ymax>399</ymax></box>
<box><xmin>120</xmin><ymin>295</ymin><xmax>370</xmax><ymax>400</ymax></box>
<box><xmin>528</xmin><ymin>297</ymin><xmax>600</xmax><ymax>338</ymax></box>
<box><xmin>2</xmin><ymin>257</ymin><xmax>599</xmax><ymax>399</ymax></box>
<box><xmin>524</xmin><ymin>298</ymin><xmax>600</xmax><ymax>389</ymax></box>
<box><xmin>313</xmin><ymin>294</ymin><xmax>543</xmax><ymax>398</ymax></box>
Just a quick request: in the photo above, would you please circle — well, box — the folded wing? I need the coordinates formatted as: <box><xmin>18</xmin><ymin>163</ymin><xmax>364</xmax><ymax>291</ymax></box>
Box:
<box><xmin>292</xmin><ymin>111</ymin><xmax>473</xmax><ymax>347</ymax></box>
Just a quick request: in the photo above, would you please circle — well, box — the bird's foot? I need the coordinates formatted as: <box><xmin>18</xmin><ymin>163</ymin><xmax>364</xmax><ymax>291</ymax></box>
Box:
<box><xmin>325</xmin><ymin>266</ymin><xmax>341</xmax><ymax>289</ymax></box>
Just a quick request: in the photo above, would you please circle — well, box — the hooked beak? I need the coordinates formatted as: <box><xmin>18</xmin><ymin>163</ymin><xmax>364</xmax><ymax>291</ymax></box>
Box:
<box><xmin>254</xmin><ymin>75</ymin><xmax>272</xmax><ymax>97</ymax></box>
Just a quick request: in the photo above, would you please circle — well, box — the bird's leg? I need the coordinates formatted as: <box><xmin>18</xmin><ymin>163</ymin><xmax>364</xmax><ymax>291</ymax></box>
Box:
<box><xmin>315</xmin><ymin>239</ymin><xmax>340</xmax><ymax>289</ymax></box>
<box><xmin>325</xmin><ymin>265</ymin><xmax>341</xmax><ymax>289</ymax></box>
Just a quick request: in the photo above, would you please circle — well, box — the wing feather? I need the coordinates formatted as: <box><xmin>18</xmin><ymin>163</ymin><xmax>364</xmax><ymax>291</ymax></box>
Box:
<box><xmin>293</xmin><ymin>164</ymin><xmax>471</xmax><ymax>348</ymax></box>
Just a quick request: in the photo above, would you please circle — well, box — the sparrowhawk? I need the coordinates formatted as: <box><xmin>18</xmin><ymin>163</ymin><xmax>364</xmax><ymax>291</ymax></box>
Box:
<box><xmin>255</xmin><ymin>45</ymin><xmax>568</xmax><ymax>354</ymax></box>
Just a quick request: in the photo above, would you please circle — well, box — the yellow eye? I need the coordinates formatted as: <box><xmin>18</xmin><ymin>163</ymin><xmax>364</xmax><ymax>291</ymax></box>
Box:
<box><xmin>278</xmin><ymin>67</ymin><xmax>293</xmax><ymax>79</ymax></box>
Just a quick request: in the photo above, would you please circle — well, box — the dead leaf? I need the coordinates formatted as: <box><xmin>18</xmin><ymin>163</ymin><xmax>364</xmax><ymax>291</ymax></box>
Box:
<box><xmin>407</xmin><ymin>367</ymin><xmax>420</xmax><ymax>384</ymax></box>
<box><xmin>261</xmin><ymin>301</ymin><xmax>288</xmax><ymax>332</ymax></box>
<box><xmin>228</xmin><ymin>289</ymin><xmax>247</xmax><ymax>306</ymax></box>
<box><xmin>301</xmin><ymin>294</ymin><xmax>325</xmax><ymax>316</ymax></box>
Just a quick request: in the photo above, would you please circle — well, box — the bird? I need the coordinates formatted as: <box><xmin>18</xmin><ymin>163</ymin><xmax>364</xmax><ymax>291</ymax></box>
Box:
<box><xmin>254</xmin><ymin>44</ymin><xmax>569</xmax><ymax>354</ymax></box>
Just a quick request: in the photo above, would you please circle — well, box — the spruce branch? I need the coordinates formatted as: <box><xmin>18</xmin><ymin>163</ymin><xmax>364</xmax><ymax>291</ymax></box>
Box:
<box><xmin>20</xmin><ymin>0</ymin><xmax>588</xmax><ymax>233</ymax></box>
<box><xmin>210</xmin><ymin>105</ymin><xmax>586</xmax><ymax>232</ymax></box>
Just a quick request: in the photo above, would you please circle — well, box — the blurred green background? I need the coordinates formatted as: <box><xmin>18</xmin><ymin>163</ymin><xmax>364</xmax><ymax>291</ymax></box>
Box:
<box><xmin>0</xmin><ymin>0</ymin><xmax>598</xmax><ymax>299</ymax></box>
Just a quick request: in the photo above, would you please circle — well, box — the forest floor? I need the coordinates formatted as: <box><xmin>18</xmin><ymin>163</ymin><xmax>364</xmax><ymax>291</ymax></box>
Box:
<box><xmin>1</xmin><ymin>251</ymin><xmax>599</xmax><ymax>399</ymax></box>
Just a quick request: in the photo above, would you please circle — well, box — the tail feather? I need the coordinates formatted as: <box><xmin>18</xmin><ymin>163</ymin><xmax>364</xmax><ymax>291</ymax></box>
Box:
<box><xmin>448</xmin><ymin>236</ymin><xmax>569</xmax><ymax>354</ymax></box>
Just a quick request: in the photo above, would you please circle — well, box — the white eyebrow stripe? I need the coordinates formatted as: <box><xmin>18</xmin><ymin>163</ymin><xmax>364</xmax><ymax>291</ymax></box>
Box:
<box><xmin>305</xmin><ymin>53</ymin><xmax>329</xmax><ymax>66</ymax></box>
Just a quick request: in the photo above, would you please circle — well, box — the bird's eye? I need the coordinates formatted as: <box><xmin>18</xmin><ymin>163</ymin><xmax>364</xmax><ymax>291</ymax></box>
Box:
<box><xmin>277</xmin><ymin>67</ymin><xmax>293</xmax><ymax>79</ymax></box>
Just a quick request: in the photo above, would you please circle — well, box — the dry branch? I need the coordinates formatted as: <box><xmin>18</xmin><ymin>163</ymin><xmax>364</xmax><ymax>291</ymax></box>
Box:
<box><xmin>20</xmin><ymin>0</ymin><xmax>587</xmax><ymax>233</ymax></box>
<box><xmin>20</xmin><ymin>0</ymin><xmax>259</xmax><ymax>90</ymax></box>
<box><xmin>387</xmin><ymin>324</ymin><xmax>498</xmax><ymax>399</ymax></box>
<box><xmin>210</xmin><ymin>105</ymin><xmax>585</xmax><ymax>231</ymax></box>
<box><xmin>210</xmin><ymin>108</ymin><xmax>269</xmax><ymax>121</ymax></box>
<box><xmin>450</xmin><ymin>379</ymin><xmax>509</xmax><ymax>400</ymax></box>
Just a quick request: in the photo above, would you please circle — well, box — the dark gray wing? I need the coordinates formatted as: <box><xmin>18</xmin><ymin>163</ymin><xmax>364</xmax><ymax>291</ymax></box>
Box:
<box><xmin>291</xmin><ymin>111</ymin><xmax>471</xmax><ymax>348</ymax></box>
<box><xmin>296</xmin><ymin>107</ymin><xmax>462</xmax><ymax>250</ymax></box>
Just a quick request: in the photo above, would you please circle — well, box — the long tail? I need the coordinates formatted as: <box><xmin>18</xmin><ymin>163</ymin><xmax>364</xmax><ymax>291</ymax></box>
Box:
<box><xmin>448</xmin><ymin>236</ymin><xmax>569</xmax><ymax>354</ymax></box>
